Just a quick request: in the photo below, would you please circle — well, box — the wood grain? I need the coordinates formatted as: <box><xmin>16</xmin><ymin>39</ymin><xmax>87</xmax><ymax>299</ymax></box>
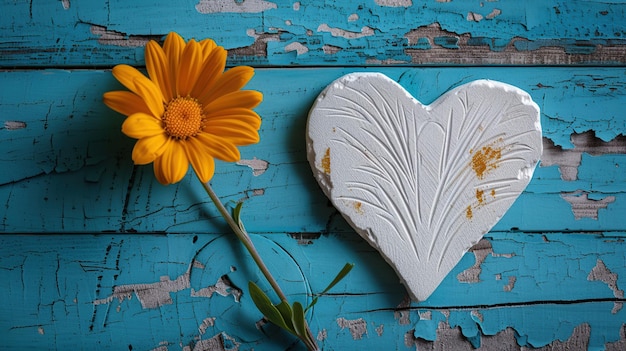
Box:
<box><xmin>1</xmin><ymin>1</ymin><xmax>626</xmax><ymax>67</ymax></box>
<box><xmin>1</xmin><ymin>1</ymin><xmax>625</xmax><ymax>350</ymax></box>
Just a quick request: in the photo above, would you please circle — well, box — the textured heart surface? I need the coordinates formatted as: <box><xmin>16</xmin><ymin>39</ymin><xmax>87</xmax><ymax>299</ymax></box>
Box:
<box><xmin>307</xmin><ymin>73</ymin><xmax>542</xmax><ymax>301</ymax></box>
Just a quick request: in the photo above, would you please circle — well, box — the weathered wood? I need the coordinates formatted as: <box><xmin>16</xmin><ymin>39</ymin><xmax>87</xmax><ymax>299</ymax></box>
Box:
<box><xmin>1</xmin><ymin>68</ymin><xmax>624</xmax><ymax>234</ymax></box>
<box><xmin>1</xmin><ymin>232</ymin><xmax>625</xmax><ymax>350</ymax></box>
<box><xmin>1</xmin><ymin>1</ymin><xmax>626</xmax><ymax>67</ymax></box>
<box><xmin>2</xmin><ymin>1</ymin><xmax>625</xmax><ymax>350</ymax></box>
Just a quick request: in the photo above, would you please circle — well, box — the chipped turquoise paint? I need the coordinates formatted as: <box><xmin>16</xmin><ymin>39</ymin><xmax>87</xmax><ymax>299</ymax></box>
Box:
<box><xmin>1</xmin><ymin>232</ymin><xmax>625</xmax><ymax>350</ymax></box>
<box><xmin>1</xmin><ymin>68</ymin><xmax>624</xmax><ymax>233</ymax></box>
<box><xmin>1</xmin><ymin>1</ymin><xmax>626</xmax><ymax>66</ymax></box>
<box><xmin>1</xmin><ymin>1</ymin><xmax>626</xmax><ymax>350</ymax></box>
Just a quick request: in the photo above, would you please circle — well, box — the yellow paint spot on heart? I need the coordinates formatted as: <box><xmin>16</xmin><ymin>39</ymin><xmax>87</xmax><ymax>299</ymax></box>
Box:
<box><xmin>491</xmin><ymin>189</ymin><xmax>496</xmax><ymax>198</ymax></box>
<box><xmin>354</xmin><ymin>201</ymin><xmax>364</xmax><ymax>214</ymax></box>
<box><xmin>466</xmin><ymin>205</ymin><xmax>473</xmax><ymax>220</ymax></box>
<box><xmin>470</xmin><ymin>144</ymin><xmax>503</xmax><ymax>179</ymax></box>
<box><xmin>476</xmin><ymin>189</ymin><xmax>485</xmax><ymax>204</ymax></box>
<box><xmin>321</xmin><ymin>148</ymin><xmax>331</xmax><ymax>174</ymax></box>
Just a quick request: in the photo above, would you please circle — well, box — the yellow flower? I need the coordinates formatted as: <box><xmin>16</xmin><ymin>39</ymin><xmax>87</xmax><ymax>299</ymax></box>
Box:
<box><xmin>103</xmin><ymin>32</ymin><xmax>262</xmax><ymax>184</ymax></box>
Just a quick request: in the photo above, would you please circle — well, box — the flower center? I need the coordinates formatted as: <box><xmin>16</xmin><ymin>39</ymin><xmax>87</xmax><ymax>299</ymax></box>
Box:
<box><xmin>162</xmin><ymin>97</ymin><xmax>204</xmax><ymax>139</ymax></box>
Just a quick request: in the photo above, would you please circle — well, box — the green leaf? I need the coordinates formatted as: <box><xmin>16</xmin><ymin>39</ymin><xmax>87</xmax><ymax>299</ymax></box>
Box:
<box><xmin>292</xmin><ymin>301</ymin><xmax>307</xmax><ymax>339</ymax></box>
<box><xmin>305</xmin><ymin>262</ymin><xmax>354</xmax><ymax>313</ymax></box>
<box><xmin>321</xmin><ymin>262</ymin><xmax>354</xmax><ymax>295</ymax></box>
<box><xmin>275</xmin><ymin>300</ymin><xmax>296</xmax><ymax>334</ymax></box>
<box><xmin>248</xmin><ymin>281</ymin><xmax>291</xmax><ymax>333</ymax></box>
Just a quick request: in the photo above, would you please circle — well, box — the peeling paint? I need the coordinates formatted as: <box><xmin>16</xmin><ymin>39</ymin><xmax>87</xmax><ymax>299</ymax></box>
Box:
<box><xmin>198</xmin><ymin>317</ymin><xmax>216</xmax><ymax>335</ymax></box>
<box><xmin>542</xmin><ymin>132</ymin><xmax>626</xmax><ymax>181</ymax></box>
<box><xmin>486</xmin><ymin>9</ymin><xmax>502</xmax><ymax>20</ymax></box>
<box><xmin>317</xmin><ymin>329</ymin><xmax>327</xmax><ymax>341</ymax></box>
<box><xmin>560</xmin><ymin>190</ymin><xmax>615</xmax><ymax>220</ymax></box>
<box><xmin>93</xmin><ymin>267</ymin><xmax>191</xmax><ymax>309</ymax></box>
<box><xmin>605</xmin><ymin>325</ymin><xmax>626</xmax><ymax>351</ymax></box>
<box><xmin>285</xmin><ymin>42</ymin><xmax>309</xmax><ymax>55</ymax></box>
<box><xmin>588</xmin><ymin>259</ymin><xmax>624</xmax><ymax>314</ymax></box>
<box><xmin>288</xmin><ymin>232</ymin><xmax>321</xmax><ymax>245</ymax></box>
<box><xmin>404</xmin><ymin>329</ymin><xmax>416</xmax><ymax>348</ymax></box>
<box><xmin>251</xmin><ymin>188</ymin><xmax>265</xmax><ymax>196</ymax></box>
<box><xmin>93</xmin><ymin>264</ymin><xmax>238</xmax><ymax>309</ymax></box>
<box><xmin>365</xmin><ymin>58</ymin><xmax>409</xmax><ymax>65</ymax></box>
<box><xmin>348</xmin><ymin>14</ymin><xmax>359</xmax><ymax>22</ymax></box>
<box><xmin>405</xmin><ymin>322</ymin><xmax>474</xmax><ymax>349</ymax></box>
<box><xmin>457</xmin><ymin>239</ymin><xmax>492</xmax><ymax>283</ymax></box>
<box><xmin>236</xmin><ymin>157</ymin><xmax>269</xmax><ymax>176</ymax></box>
<box><xmin>193</xmin><ymin>333</ymin><xmax>232</xmax><ymax>351</ymax></box>
<box><xmin>503</xmin><ymin>276</ymin><xmax>517</xmax><ymax>292</ymax></box>
<box><xmin>470</xmin><ymin>310</ymin><xmax>483</xmax><ymax>323</ymax></box>
<box><xmin>191</xmin><ymin>275</ymin><xmax>242</xmax><ymax>302</ymax></box>
<box><xmin>229</xmin><ymin>30</ymin><xmax>280</xmax><ymax>58</ymax></box>
<box><xmin>457</xmin><ymin>239</ymin><xmax>515</xmax><ymax>284</ymax></box>
<box><xmin>467</xmin><ymin>12</ymin><xmax>484</xmax><ymax>22</ymax></box>
<box><xmin>374</xmin><ymin>0</ymin><xmax>412</xmax><ymax>7</ymax></box>
<box><xmin>317</xmin><ymin>24</ymin><xmax>375</xmax><ymax>39</ymax></box>
<box><xmin>174</xmin><ymin>323</ymin><xmax>240</xmax><ymax>351</ymax></box>
<box><xmin>61</xmin><ymin>0</ymin><xmax>70</xmax><ymax>10</ymax></box>
<box><xmin>531</xmin><ymin>323</ymin><xmax>590</xmax><ymax>351</ymax></box>
<box><xmin>91</xmin><ymin>25</ymin><xmax>156</xmax><ymax>47</ymax></box>
<box><xmin>337</xmin><ymin>317</ymin><xmax>367</xmax><ymax>340</ymax></box>
<box><xmin>541</xmin><ymin>138</ymin><xmax>582</xmax><ymax>181</ymax></box>
<box><xmin>404</xmin><ymin>23</ymin><xmax>626</xmax><ymax>65</ymax></box>
<box><xmin>406</xmin><ymin>323</ymin><xmax>597</xmax><ymax>351</ymax></box>
<box><xmin>195</xmin><ymin>0</ymin><xmax>277</xmax><ymax>13</ymax></box>
<box><xmin>3</xmin><ymin>120</ymin><xmax>27</xmax><ymax>130</ymax></box>
<box><xmin>193</xmin><ymin>260</ymin><xmax>206</xmax><ymax>269</ymax></box>
<box><xmin>394</xmin><ymin>295</ymin><xmax>411</xmax><ymax>325</ymax></box>
<box><xmin>468</xmin><ymin>9</ymin><xmax>501</xmax><ymax>22</ymax></box>
<box><xmin>375</xmin><ymin>324</ymin><xmax>384</xmax><ymax>336</ymax></box>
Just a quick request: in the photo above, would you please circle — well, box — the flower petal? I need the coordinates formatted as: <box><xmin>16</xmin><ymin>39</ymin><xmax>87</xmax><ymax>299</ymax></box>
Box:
<box><xmin>132</xmin><ymin>133</ymin><xmax>170</xmax><ymax>165</ymax></box>
<box><xmin>133</xmin><ymin>77</ymin><xmax>165</xmax><ymax>118</ymax></box>
<box><xmin>204</xmin><ymin>127</ymin><xmax>259</xmax><ymax>146</ymax></box>
<box><xmin>195</xmin><ymin>133</ymin><xmax>241</xmax><ymax>162</ymax></box>
<box><xmin>203</xmin><ymin>90</ymin><xmax>263</xmax><ymax>115</ymax></box>
<box><xmin>103</xmin><ymin>91</ymin><xmax>151</xmax><ymax>116</ymax></box>
<box><xmin>205</xmin><ymin>108</ymin><xmax>262</xmax><ymax>130</ymax></box>
<box><xmin>145</xmin><ymin>40</ymin><xmax>173</xmax><ymax>102</ymax></box>
<box><xmin>153</xmin><ymin>157</ymin><xmax>167</xmax><ymax>184</ymax></box>
<box><xmin>200</xmin><ymin>66</ymin><xmax>255</xmax><ymax>105</ymax></box>
<box><xmin>122</xmin><ymin>112</ymin><xmax>164</xmax><ymax>139</ymax></box>
<box><xmin>203</xmin><ymin>118</ymin><xmax>260</xmax><ymax>145</ymax></box>
<box><xmin>112</xmin><ymin>64</ymin><xmax>149</xmax><ymax>94</ymax></box>
<box><xmin>185</xmin><ymin>137</ymin><xmax>215</xmax><ymax>183</ymax></box>
<box><xmin>176</xmin><ymin>39</ymin><xmax>203</xmax><ymax>97</ymax></box>
<box><xmin>163</xmin><ymin>32</ymin><xmax>185</xmax><ymax>96</ymax></box>
<box><xmin>153</xmin><ymin>141</ymin><xmax>188</xmax><ymax>184</ymax></box>
<box><xmin>191</xmin><ymin>46</ymin><xmax>227</xmax><ymax>101</ymax></box>
<box><xmin>199</xmin><ymin>38</ymin><xmax>217</xmax><ymax>61</ymax></box>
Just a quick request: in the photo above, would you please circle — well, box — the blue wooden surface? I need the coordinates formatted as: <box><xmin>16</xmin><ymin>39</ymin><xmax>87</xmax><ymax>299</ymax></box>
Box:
<box><xmin>1</xmin><ymin>1</ymin><xmax>626</xmax><ymax>350</ymax></box>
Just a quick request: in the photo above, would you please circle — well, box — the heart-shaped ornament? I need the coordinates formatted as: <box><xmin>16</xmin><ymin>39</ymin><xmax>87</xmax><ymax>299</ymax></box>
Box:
<box><xmin>307</xmin><ymin>73</ymin><xmax>542</xmax><ymax>301</ymax></box>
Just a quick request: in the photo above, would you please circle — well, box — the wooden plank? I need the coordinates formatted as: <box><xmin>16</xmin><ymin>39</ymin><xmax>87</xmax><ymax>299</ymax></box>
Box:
<box><xmin>2</xmin><ymin>1</ymin><xmax>626</xmax><ymax>67</ymax></box>
<box><xmin>1</xmin><ymin>68</ymin><xmax>625</xmax><ymax>234</ymax></box>
<box><xmin>1</xmin><ymin>232</ymin><xmax>625</xmax><ymax>350</ymax></box>
<box><xmin>2</xmin><ymin>3</ymin><xmax>626</xmax><ymax>349</ymax></box>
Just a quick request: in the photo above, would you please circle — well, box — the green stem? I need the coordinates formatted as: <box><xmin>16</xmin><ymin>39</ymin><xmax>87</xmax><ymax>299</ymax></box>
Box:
<box><xmin>199</xmin><ymin>177</ymin><xmax>319</xmax><ymax>351</ymax></box>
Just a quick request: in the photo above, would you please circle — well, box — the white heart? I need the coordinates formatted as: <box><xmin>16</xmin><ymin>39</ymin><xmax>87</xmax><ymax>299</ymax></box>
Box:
<box><xmin>306</xmin><ymin>73</ymin><xmax>542</xmax><ymax>301</ymax></box>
